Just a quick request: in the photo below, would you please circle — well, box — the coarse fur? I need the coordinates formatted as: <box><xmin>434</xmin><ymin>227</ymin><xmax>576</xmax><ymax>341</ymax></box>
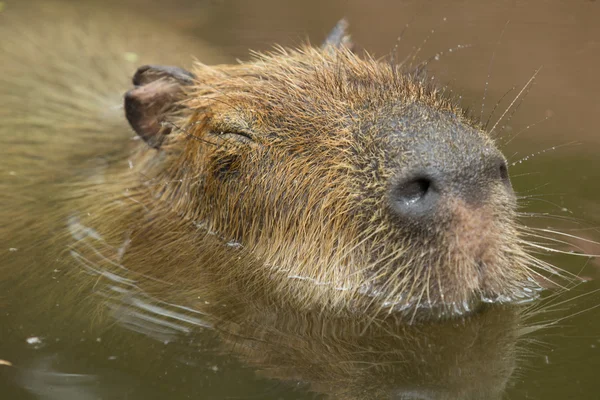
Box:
<box><xmin>0</xmin><ymin>0</ymin><xmax>563</xmax><ymax>323</ymax></box>
<box><xmin>61</xmin><ymin>47</ymin><xmax>549</xmax><ymax>321</ymax></box>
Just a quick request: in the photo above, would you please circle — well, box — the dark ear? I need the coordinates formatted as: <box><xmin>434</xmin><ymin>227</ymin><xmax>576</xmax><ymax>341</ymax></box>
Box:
<box><xmin>124</xmin><ymin>65</ymin><xmax>196</xmax><ymax>149</ymax></box>
<box><xmin>322</xmin><ymin>19</ymin><xmax>354</xmax><ymax>52</ymax></box>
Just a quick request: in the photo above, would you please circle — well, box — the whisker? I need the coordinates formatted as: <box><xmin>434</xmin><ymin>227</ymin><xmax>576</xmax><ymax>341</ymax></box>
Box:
<box><xmin>509</xmin><ymin>141</ymin><xmax>580</xmax><ymax>165</ymax></box>
<box><xmin>521</xmin><ymin>261</ymin><xmax>570</xmax><ymax>289</ymax></box>
<box><xmin>517</xmin><ymin>212</ymin><xmax>584</xmax><ymax>224</ymax></box>
<box><xmin>528</xmin><ymin>228</ymin><xmax>600</xmax><ymax>247</ymax></box>
<box><xmin>517</xmin><ymin>197</ymin><xmax>571</xmax><ymax>211</ymax></box>
<box><xmin>521</xmin><ymin>241</ymin><xmax>600</xmax><ymax>258</ymax></box>
<box><xmin>413</xmin><ymin>44</ymin><xmax>473</xmax><ymax>77</ymax></box>
<box><xmin>532</xmin><ymin>288</ymin><xmax>600</xmax><ymax>327</ymax></box>
<box><xmin>484</xmin><ymin>86</ymin><xmax>515</xmax><ymax>130</ymax></box>
<box><xmin>489</xmin><ymin>67</ymin><xmax>541</xmax><ymax>135</ymax></box>
<box><xmin>510</xmin><ymin>171</ymin><xmax>541</xmax><ymax>179</ymax></box>
<box><xmin>481</xmin><ymin>20</ymin><xmax>510</xmax><ymax>123</ymax></box>
<box><xmin>514</xmin><ymin>181</ymin><xmax>552</xmax><ymax>195</ymax></box>
<box><xmin>405</xmin><ymin>26</ymin><xmax>438</xmax><ymax>68</ymax></box>
<box><xmin>517</xmin><ymin>192</ymin><xmax>568</xmax><ymax>199</ymax></box>
<box><xmin>389</xmin><ymin>16</ymin><xmax>414</xmax><ymax>67</ymax></box>
<box><xmin>519</xmin><ymin>232</ymin><xmax>590</xmax><ymax>254</ymax></box>
<box><xmin>502</xmin><ymin>114</ymin><xmax>551</xmax><ymax>147</ymax></box>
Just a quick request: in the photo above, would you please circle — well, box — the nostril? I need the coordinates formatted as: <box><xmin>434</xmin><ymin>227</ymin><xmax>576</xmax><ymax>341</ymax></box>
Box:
<box><xmin>390</xmin><ymin>174</ymin><xmax>439</xmax><ymax>220</ymax></box>
<box><xmin>498</xmin><ymin>160</ymin><xmax>510</xmax><ymax>185</ymax></box>
<box><xmin>395</xmin><ymin>178</ymin><xmax>431</xmax><ymax>207</ymax></box>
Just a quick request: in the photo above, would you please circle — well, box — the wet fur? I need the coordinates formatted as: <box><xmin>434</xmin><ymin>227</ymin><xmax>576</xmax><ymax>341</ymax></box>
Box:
<box><xmin>1</xmin><ymin>0</ymin><xmax>564</xmax><ymax>323</ymax></box>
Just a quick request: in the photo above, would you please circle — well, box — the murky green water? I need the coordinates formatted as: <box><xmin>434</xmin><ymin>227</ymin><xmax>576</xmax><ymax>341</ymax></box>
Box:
<box><xmin>1</xmin><ymin>0</ymin><xmax>599</xmax><ymax>399</ymax></box>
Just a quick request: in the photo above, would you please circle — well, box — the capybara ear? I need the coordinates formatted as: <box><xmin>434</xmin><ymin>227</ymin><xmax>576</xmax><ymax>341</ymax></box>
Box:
<box><xmin>322</xmin><ymin>19</ymin><xmax>354</xmax><ymax>52</ymax></box>
<box><xmin>124</xmin><ymin>65</ymin><xmax>195</xmax><ymax>149</ymax></box>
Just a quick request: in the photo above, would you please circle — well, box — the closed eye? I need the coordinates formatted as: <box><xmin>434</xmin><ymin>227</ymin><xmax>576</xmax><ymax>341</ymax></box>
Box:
<box><xmin>217</xmin><ymin>130</ymin><xmax>254</xmax><ymax>144</ymax></box>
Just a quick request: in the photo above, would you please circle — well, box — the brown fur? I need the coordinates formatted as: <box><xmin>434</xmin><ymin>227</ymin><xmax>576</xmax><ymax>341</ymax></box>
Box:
<box><xmin>59</xmin><ymin>48</ymin><xmax>550</xmax><ymax>321</ymax></box>
<box><xmin>0</xmin><ymin>1</ymin><xmax>558</xmax><ymax>323</ymax></box>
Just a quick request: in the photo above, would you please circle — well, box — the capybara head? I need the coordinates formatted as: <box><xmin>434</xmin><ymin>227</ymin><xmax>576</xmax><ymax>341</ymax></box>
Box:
<box><xmin>122</xmin><ymin>31</ymin><xmax>547</xmax><ymax>321</ymax></box>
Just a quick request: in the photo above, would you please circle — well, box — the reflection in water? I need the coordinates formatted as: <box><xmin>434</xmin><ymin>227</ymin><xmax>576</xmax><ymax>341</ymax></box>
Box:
<box><xmin>63</xmin><ymin>214</ymin><xmax>522</xmax><ymax>400</ymax></box>
<box><xmin>215</xmin><ymin>306</ymin><xmax>521</xmax><ymax>400</ymax></box>
<box><xmin>79</xmin><ymin>258</ymin><xmax>523</xmax><ymax>400</ymax></box>
<box><xmin>17</xmin><ymin>356</ymin><xmax>103</xmax><ymax>400</ymax></box>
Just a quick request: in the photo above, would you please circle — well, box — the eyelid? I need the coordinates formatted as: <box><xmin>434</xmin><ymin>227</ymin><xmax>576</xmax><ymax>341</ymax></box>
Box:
<box><xmin>214</xmin><ymin>129</ymin><xmax>255</xmax><ymax>144</ymax></box>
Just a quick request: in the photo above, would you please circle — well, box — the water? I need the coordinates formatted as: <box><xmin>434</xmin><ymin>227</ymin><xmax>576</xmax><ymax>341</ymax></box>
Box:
<box><xmin>1</xmin><ymin>0</ymin><xmax>599</xmax><ymax>399</ymax></box>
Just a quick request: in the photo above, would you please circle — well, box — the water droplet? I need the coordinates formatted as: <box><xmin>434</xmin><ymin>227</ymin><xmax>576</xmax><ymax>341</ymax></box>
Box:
<box><xmin>26</xmin><ymin>337</ymin><xmax>45</xmax><ymax>349</ymax></box>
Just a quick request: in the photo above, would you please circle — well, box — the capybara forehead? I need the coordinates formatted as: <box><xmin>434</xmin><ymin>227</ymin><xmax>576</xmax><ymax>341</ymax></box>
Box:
<box><xmin>183</xmin><ymin>47</ymin><xmax>475</xmax><ymax>142</ymax></box>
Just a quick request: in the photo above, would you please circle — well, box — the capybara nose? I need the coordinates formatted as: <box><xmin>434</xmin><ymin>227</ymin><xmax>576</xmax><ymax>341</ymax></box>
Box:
<box><xmin>389</xmin><ymin>157</ymin><xmax>512</xmax><ymax>221</ymax></box>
